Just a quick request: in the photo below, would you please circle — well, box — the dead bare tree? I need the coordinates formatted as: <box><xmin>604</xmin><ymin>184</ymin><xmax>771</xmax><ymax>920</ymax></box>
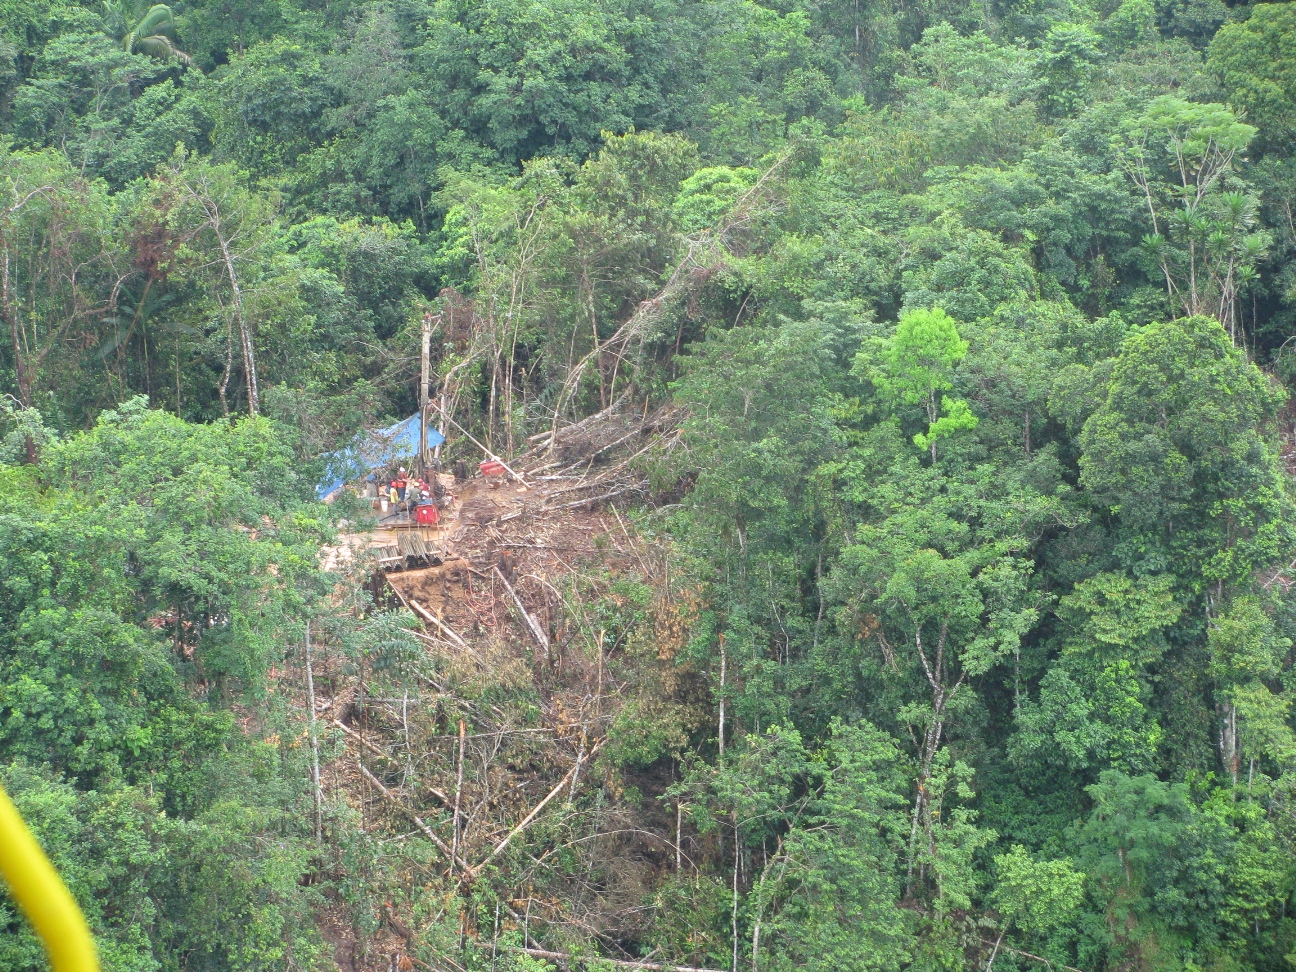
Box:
<box><xmin>546</xmin><ymin>149</ymin><xmax>793</xmax><ymax>446</ymax></box>
<box><xmin>153</xmin><ymin>153</ymin><xmax>279</xmax><ymax>415</ymax></box>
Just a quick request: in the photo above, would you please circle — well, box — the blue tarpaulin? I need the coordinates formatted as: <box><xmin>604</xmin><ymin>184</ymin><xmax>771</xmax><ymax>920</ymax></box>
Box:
<box><xmin>316</xmin><ymin>414</ymin><xmax>445</xmax><ymax>499</ymax></box>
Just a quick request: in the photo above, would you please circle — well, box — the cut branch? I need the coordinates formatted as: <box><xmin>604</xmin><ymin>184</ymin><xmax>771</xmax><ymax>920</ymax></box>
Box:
<box><xmin>410</xmin><ymin>598</ymin><xmax>470</xmax><ymax>649</ymax></box>
<box><xmin>335</xmin><ymin>721</ymin><xmax>451</xmax><ymax>804</ymax></box>
<box><xmin>544</xmin><ymin>483</ymin><xmax>648</xmax><ymax>513</ymax></box>
<box><xmin>470</xmin><ymin>741</ymin><xmax>603</xmax><ymax>877</ymax></box>
<box><xmin>359</xmin><ymin>762</ymin><xmax>471</xmax><ymax>873</ymax></box>
<box><xmin>501</xmin><ymin>946</ymin><xmax>726</xmax><ymax>972</ymax></box>
<box><xmin>977</xmin><ymin>940</ymin><xmax>1088</xmax><ymax>972</ymax></box>
<box><xmin>495</xmin><ymin>565</ymin><xmax>549</xmax><ymax>653</ymax></box>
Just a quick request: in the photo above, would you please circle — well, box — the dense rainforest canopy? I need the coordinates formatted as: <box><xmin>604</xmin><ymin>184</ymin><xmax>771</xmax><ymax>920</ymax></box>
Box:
<box><xmin>3</xmin><ymin>0</ymin><xmax>1296</xmax><ymax>970</ymax></box>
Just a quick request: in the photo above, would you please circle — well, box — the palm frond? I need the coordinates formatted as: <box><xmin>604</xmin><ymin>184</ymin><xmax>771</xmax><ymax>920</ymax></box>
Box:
<box><xmin>101</xmin><ymin>0</ymin><xmax>127</xmax><ymax>37</ymax></box>
<box><xmin>136</xmin><ymin>4</ymin><xmax>178</xmax><ymax>39</ymax></box>
<box><xmin>134</xmin><ymin>33</ymin><xmax>191</xmax><ymax>65</ymax></box>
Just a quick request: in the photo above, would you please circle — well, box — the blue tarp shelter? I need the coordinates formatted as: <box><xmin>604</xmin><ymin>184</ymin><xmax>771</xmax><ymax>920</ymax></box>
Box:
<box><xmin>316</xmin><ymin>414</ymin><xmax>446</xmax><ymax>499</ymax></box>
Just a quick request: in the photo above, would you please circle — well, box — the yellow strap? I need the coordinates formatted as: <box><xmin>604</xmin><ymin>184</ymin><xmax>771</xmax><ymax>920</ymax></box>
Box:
<box><xmin>0</xmin><ymin>782</ymin><xmax>99</xmax><ymax>972</ymax></box>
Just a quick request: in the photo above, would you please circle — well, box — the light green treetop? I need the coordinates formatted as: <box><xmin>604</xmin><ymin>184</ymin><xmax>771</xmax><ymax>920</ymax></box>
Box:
<box><xmin>861</xmin><ymin>307</ymin><xmax>978</xmax><ymax>460</ymax></box>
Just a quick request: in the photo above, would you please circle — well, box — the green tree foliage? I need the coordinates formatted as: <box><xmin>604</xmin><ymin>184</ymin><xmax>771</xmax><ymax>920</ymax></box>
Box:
<box><xmin>1115</xmin><ymin>97</ymin><xmax>1265</xmax><ymax>339</ymax></box>
<box><xmin>1209</xmin><ymin>3</ymin><xmax>1296</xmax><ymax>153</ymax></box>
<box><xmin>839</xmin><ymin>455</ymin><xmax>1044</xmax><ymax>896</ymax></box>
<box><xmin>2</xmin><ymin>1</ymin><xmax>1296</xmax><ymax>970</ymax></box>
<box><xmin>685</xmin><ymin>721</ymin><xmax>911</xmax><ymax>972</ymax></box>
<box><xmin>0</xmin><ymin>401</ymin><xmax>331</xmax><ymax>969</ymax></box>
<box><xmin>1078</xmin><ymin>315</ymin><xmax>1291</xmax><ymax>588</ymax></box>
<box><xmin>104</xmin><ymin>2</ymin><xmax>192</xmax><ymax>65</ymax></box>
<box><xmin>1039</xmin><ymin>22</ymin><xmax>1103</xmax><ymax>118</ymax></box>
<box><xmin>864</xmin><ymin>307</ymin><xmax>978</xmax><ymax>459</ymax></box>
<box><xmin>418</xmin><ymin>0</ymin><xmax>703</xmax><ymax>163</ymax></box>
<box><xmin>1208</xmin><ymin>596</ymin><xmax>1294</xmax><ymax>783</ymax></box>
<box><xmin>992</xmin><ymin>844</ymin><xmax>1084</xmax><ymax>946</ymax></box>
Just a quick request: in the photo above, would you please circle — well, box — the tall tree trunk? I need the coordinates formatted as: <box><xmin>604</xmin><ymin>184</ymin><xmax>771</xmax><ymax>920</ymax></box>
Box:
<box><xmin>304</xmin><ymin>620</ymin><xmax>323</xmax><ymax>849</ymax></box>
<box><xmin>215</xmin><ymin>232</ymin><xmax>257</xmax><ymax>415</ymax></box>
<box><xmin>927</xmin><ymin>389</ymin><xmax>939</xmax><ymax>462</ymax></box>
<box><xmin>1219</xmin><ymin>701</ymin><xmax>1240</xmax><ymax>785</ymax></box>
<box><xmin>218</xmin><ymin>315</ymin><xmax>233</xmax><ymax>418</ymax></box>
<box><xmin>718</xmin><ymin>633</ymin><xmax>727</xmax><ymax>757</ymax></box>
<box><xmin>1</xmin><ymin>234</ymin><xmax>35</xmax><ymax>463</ymax></box>
<box><xmin>905</xmin><ymin>621</ymin><xmax>963</xmax><ymax>896</ymax></box>
<box><xmin>731</xmin><ymin>819</ymin><xmax>740</xmax><ymax>972</ymax></box>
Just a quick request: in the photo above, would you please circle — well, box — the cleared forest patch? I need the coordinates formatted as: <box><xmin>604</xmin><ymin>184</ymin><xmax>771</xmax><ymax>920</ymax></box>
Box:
<box><xmin>309</xmin><ymin>405</ymin><xmax>714</xmax><ymax>971</ymax></box>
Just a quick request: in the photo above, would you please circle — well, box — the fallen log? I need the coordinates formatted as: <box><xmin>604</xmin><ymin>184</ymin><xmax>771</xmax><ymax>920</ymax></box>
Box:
<box><xmin>409</xmin><ymin>598</ymin><xmax>469</xmax><ymax>649</ymax></box>
<box><xmin>470</xmin><ymin>741</ymin><xmax>602</xmax><ymax>876</ymax></box>
<box><xmin>544</xmin><ymin>483</ymin><xmax>648</xmax><ymax>513</ymax></box>
<box><xmin>500</xmin><ymin>946</ymin><xmax>725</xmax><ymax>972</ymax></box>
<box><xmin>525</xmin><ymin>390</ymin><xmax>632</xmax><ymax>445</ymax></box>
<box><xmin>409</xmin><ymin>628</ymin><xmax>462</xmax><ymax>650</ymax></box>
<box><xmin>545</xmin><ymin>437</ymin><xmax>665</xmax><ymax>496</ymax></box>
<box><xmin>335</xmin><ymin>721</ymin><xmax>451</xmax><ymax>804</ymax></box>
<box><xmin>552</xmin><ymin>421</ymin><xmax>653</xmax><ymax>472</ymax></box>
<box><xmin>976</xmin><ymin>940</ymin><xmax>1089</xmax><ymax>972</ymax></box>
<box><xmin>385</xmin><ymin>578</ymin><xmax>480</xmax><ymax>659</ymax></box>
<box><xmin>544</xmin><ymin>475</ymin><xmax>623</xmax><ymax>499</ymax></box>
<box><xmin>358</xmin><ymin>762</ymin><xmax>471</xmax><ymax>873</ymax></box>
<box><xmin>494</xmin><ymin>565</ymin><xmax>549</xmax><ymax>653</ymax></box>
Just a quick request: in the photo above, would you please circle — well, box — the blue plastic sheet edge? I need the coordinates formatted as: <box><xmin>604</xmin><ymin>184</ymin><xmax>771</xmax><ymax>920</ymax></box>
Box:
<box><xmin>315</xmin><ymin>414</ymin><xmax>446</xmax><ymax>499</ymax></box>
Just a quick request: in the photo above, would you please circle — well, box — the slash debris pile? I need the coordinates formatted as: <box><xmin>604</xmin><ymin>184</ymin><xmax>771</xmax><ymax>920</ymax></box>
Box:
<box><xmin>311</xmin><ymin>401</ymin><xmax>717</xmax><ymax>972</ymax></box>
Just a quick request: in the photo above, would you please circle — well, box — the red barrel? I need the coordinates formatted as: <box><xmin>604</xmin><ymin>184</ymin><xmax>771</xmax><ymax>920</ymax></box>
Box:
<box><xmin>480</xmin><ymin>460</ymin><xmax>506</xmax><ymax>476</ymax></box>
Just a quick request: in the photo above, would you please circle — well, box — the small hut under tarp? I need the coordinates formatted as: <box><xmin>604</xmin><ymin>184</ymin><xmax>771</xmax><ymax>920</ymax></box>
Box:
<box><xmin>316</xmin><ymin>414</ymin><xmax>445</xmax><ymax>500</ymax></box>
